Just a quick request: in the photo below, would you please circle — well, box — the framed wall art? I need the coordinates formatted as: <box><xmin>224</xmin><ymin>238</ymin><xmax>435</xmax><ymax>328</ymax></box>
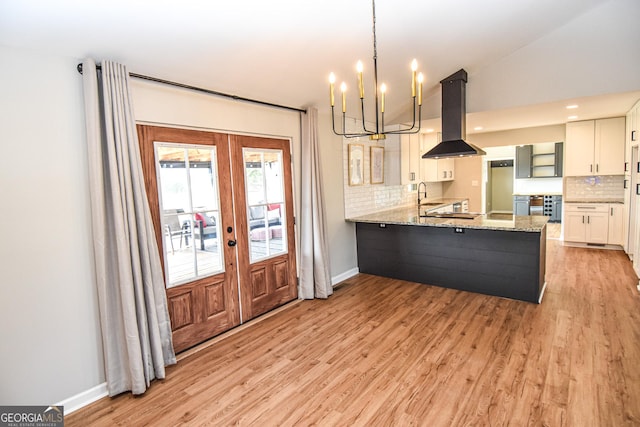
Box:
<box><xmin>348</xmin><ymin>143</ymin><xmax>365</xmax><ymax>186</ymax></box>
<box><xmin>370</xmin><ymin>146</ymin><xmax>384</xmax><ymax>184</ymax></box>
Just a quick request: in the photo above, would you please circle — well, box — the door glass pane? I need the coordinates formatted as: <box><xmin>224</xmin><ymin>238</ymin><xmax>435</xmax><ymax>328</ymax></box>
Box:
<box><xmin>156</xmin><ymin>143</ymin><xmax>224</xmax><ymax>287</ymax></box>
<box><xmin>244</xmin><ymin>148</ymin><xmax>287</xmax><ymax>263</ymax></box>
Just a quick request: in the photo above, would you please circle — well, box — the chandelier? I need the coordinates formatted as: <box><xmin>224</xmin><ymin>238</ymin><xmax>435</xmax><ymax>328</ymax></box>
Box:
<box><xmin>329</xmin><ymin>0</ymin><xmax>423</xmax><ymax>140</ymax></box>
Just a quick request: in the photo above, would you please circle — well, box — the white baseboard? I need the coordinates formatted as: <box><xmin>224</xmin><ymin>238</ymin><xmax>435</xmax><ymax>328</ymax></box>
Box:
<box><xmin>332</xmin><ymin>268</ymin><xmax>359</xmax><ymax>286</ymax></box>
<box><xmin>56</xmin><ymin>382</ymin><xmax>108</xmax><ymax>415</ymax></box>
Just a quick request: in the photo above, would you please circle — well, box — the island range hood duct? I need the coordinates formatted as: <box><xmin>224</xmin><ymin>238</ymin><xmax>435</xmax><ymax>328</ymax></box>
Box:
<box><xmin>422</xmin><ymin>69</ymin><xmax>486</xmax><ymax>159</ymax></box>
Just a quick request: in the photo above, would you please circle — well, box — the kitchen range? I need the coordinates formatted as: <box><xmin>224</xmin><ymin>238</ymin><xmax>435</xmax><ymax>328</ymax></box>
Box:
<box><xmin>347</xmin><ymin>201</ymin><xmax>548</xmax><ymax>304</ymax></box>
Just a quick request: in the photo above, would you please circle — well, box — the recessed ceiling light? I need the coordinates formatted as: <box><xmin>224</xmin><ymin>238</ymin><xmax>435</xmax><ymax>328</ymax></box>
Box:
<box><xmin>424</xmin><ymin>128</ymin><xmax>435</xmax><ymax>133</ymax></box>
<box><xmin>568</xmin><ymin>115</ymin><xmax>578</xmax><ymax>120</ymax></box>
<box><xmin>474</xmin><ymin>126</ymin><xmax>483</xmax><ymax>131</ymax></box>
<box><xmin>566</xmin><ymin>104</ymin><xmax>579</xmax><ymax>109</ymax></box>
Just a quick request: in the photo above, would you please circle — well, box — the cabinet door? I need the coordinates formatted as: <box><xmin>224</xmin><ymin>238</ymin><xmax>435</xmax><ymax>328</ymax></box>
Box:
<box><xmin>564</xmin><ymin>212</ymin><xmax>587</xmax><ymax>242</ymax></box>
<box><xmin>401</xmin><ymin>134</ymin><xmax>420</xmax><ymax>185</ymax></box>
<box><xmin>565</xmin><ymin>121</ymin><xmax>595</xmax><ymax>176</ymax></box>
<box><xmin>595</xmin><ymin>117</ymin><xmax>625</xmax><ymax>175</ymax></box>
<box><xmin>554</xmin><ymin>142</ymin><xmax>563</xmax><ymax>177</ymax></box>
<box><xmin>586</xmin><ymin>212</ymin><xmax>609</xmax><ymax>244</ymax></box>
<box><xmin>551</xmin><ymin>199</ymin><xmax>562</xmax><ymax>222</ymax></box>
<box><xmin>607</xmin><ymin>204</ymin><xmax>624</xmax><ymax>245</ymax></box>
<box><xmin>515</xmin><ymin>145</ymin><xmax>532</xmax><ymax>178</ymax></box>
<box><xmin>420</xmin><ymin>133</ymin><xmax>439</xmax><ymax>182</ymax></box>
<box><xmin>513</xmin><ymin>199</ymin><xmax>530</xmax><ymax>216</ymax></box>
<box><xmin>439</xmin><ymin>157</ymin><xmax>454</xmax><ymax>181</ymax></box>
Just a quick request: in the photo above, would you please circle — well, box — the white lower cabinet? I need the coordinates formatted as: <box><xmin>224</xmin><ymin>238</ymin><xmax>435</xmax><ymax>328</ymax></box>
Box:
<box><xmin>608</xmin><ymin>204</ymin><xmax>625</xmax><ymax>246</ymax></box>
<box><xmin>564</xmin><ymin>204</ymin><xmax>609</xmax><ymax>245</ymax></box>
<box><xmin>564</xmin><ymin>203</ymin><xmax>624</xmax><ymax>246</ymax></box>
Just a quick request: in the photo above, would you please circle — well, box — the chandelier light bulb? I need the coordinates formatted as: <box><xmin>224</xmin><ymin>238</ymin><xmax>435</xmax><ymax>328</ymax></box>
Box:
<box><xmin>329</xmin><ymin>72</ymin><xmax>336</xmax><ymax>106</ymax></box>
<box><xmin>340</xmin><ymin>82</ymin><xmax>347</xmax><ymax>113</ymax></box>
<box><xmin>380</xmin><ymin>83</ymin><xmax>387</xmax><ymax>113</ymax></box>
<box><xmin>411</xmin><ymin>59</ymin><xmax>418</xmax><ymax>97</ymax></box>
<box><xmin>417</xmin><ymin>72</ymin><xmax>424</xmax><ymax>106</ymax></box>
<box><xmin>357</xmin><ymin>60</ymin><xmax>364</xmax><ymax>99</ymax></box>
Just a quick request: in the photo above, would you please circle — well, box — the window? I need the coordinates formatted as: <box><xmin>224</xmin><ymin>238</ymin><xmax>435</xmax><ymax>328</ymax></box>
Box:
<box><xmin>155</xmin><ymin>143</ymin><xmax>223</xmax><ymax>287</ymax></box>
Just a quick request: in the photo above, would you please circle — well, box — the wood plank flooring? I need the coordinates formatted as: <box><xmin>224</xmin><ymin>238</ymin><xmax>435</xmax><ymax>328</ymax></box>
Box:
<box><xmin>66</xmin><ymin>237</ymin><xmax>640</xmax><ymax>426</ymax></box>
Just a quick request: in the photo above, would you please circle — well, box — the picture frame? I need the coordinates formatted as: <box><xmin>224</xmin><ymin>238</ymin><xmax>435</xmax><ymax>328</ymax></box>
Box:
<box><xmin>370</xmin><ymin>146</ymin><xmax>384</xmax><ymax>184</ymax></box>
<box><xmin>348</xmin><ymin>143</ymin><xmax>365</xmax><ymax>186</ymax></box>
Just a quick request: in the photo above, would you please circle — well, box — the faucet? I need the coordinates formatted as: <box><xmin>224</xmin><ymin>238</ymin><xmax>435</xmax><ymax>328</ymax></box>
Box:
<box><xmin>417</xmin><ymin>181</ymin><xmax>428</xmax><ymax>205</ymax></box>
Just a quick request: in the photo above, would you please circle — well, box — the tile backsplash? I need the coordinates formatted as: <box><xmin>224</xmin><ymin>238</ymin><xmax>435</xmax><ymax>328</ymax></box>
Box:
<box><xmin>341</xmin><ymin>137</ymin><xmax>442</xmax><ymax>218</ymax></box>
<box><xmin>564</xmin><ymin>175</ymin><xmax>624</xmax><ymax>201</ymax></box>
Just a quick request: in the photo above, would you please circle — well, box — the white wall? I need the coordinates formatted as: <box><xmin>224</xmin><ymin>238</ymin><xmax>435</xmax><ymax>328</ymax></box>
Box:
<box><xmin>0</xmin><ymin>44</ymin><xmax>361</xmax><ymax>408</ymax></box>
<box><xmin>0</xmin><ymin>45</ymin><xmax>104</xmax><ymax>404</ymax></box>
<box><xmin>317</xmin><ymin>111</ymin><xmax>358</xmax><ymax>281</ymax></box>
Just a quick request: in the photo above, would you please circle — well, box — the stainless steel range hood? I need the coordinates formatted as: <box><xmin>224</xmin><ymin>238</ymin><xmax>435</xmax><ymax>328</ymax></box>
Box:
<box><xmin>422</xmin><ymin>69</ymin><xmax>486</xmax><ymax>159</ymax></box>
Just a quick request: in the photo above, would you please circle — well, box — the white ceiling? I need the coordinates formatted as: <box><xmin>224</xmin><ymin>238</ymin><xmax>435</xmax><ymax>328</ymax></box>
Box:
<box><xmin>1</xmin><ymin>0</ymin><xmax>639</xmax><ymax>134</ymax></box>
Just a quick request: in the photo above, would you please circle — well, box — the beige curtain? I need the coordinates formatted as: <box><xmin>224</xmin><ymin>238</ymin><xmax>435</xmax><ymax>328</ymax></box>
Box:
<box><xmin>299</xmin><ymin>107</ymin><xmax>333</xmax><ymax>299</ymax></box>
<box><xmin>82</xmin><ymin>58</ymin><xmax>176</xmax><ymax>396</ymax></box>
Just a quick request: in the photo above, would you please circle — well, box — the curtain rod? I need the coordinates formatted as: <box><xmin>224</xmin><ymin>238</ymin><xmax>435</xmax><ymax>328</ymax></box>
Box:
<box><xmin>76</xmin><ymin>63</ymin><xmax>306</xmax><ymax>114</ymax></box>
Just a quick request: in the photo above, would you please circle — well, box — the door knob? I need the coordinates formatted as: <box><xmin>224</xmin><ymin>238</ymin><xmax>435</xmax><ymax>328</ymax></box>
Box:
<box><xmin>227</xmin><ymin>239</ymin><xmax>237</xmax><ymax>247</ymax></box>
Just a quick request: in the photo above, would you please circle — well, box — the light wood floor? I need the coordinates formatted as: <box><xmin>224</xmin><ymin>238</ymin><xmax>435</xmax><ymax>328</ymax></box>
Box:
<box><xmin>67</xmin><ymin>237</ymin><xmax>640</xmax><ymax>426</ymax></box>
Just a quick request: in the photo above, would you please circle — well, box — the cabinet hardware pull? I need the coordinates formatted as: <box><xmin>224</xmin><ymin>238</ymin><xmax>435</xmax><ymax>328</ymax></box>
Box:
<box><xmin>582</xmin><ymin>215</ymin><xmax>585</xmax><ymax>223</ymax></box>
<box><xmin>633</xmin><ymin>130</ymin><xmax>637</xmax><ymax>142</ymax></box>
<box><xmin>577</xmin><ymin>206</ymin><xmax>596</xmax><ymax>209</ymax></box>
<box><xmin>596</xmin><ymin>164</ymin><xmax>599</xmax><ymax>173</ymax></box>
<box><xmin>587</xmin><ymin>216</ymin><xmax>590</xmax><ymax>224</ymax></box>
<box><xmin>637</xmin><ymin>162</ymin><xmax>640</xmax><ymax>173</ymax></box>
<box><xmin>637</xmin><ymin>184</ymin><xmax>640</xmax><ymax>196</ymax></box>
<box><xmin>625</xmin><ymin>162</ymin><xmax>629</xmax><ymax>172</ymax></box>
<box><xmin>590</xmin><ymin>164</ymin><xmax>593</xmax><ymax>173</ymax></box>
<box><xmin>624</xmin><ymin>179</ymin><xmax>629</xmax><ymax>189</ymax></box>
<box><xmin>611</xmin><ymin>208</ymin><xmax>613</xmax><ymax>216</ymax></box>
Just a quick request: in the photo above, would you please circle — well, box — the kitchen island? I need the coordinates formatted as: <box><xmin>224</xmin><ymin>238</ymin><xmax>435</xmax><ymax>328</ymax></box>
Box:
<box><xmin>347</xmin><ymin>206</ymin><xmax>548</xmax><ymax>303</ymax></box>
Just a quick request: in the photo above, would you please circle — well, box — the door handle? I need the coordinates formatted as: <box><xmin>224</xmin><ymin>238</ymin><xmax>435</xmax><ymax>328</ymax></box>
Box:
<box><xmin>227</xmin><ymin>239</ymin><xmax>237</xmax><ymax>247</ymax></box>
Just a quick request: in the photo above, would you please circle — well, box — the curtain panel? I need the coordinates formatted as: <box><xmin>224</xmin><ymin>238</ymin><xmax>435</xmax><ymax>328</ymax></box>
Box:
<box><xmin>299</xmin><ymin>107</ymin><xmax>333</xmax><ymax>299</ymax></box>
<box><xmin>82</xmin><ymin>58</ymin><xmax>176</xmax><ymax>396</ymax></box>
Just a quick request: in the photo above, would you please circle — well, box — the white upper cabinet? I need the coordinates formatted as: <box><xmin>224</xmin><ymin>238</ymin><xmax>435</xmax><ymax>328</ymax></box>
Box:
<box><xmin>565</xmin><ymin>117</ymin><xmax>625</xmax><ymax>176</ymax></box>
<box><xmin>400</xmin><ymin>133</ymin><xmax>421</xmax><ymax>185</ymax></box>
<box><xmin>595</xmin><ymin>117</ymin><xmax>626</xmax><ymax>175</ymax></box>
<box><xmin>420</xmin><ymin>133</ymin><xmax>454</xmax><ymax>182</ymax></box>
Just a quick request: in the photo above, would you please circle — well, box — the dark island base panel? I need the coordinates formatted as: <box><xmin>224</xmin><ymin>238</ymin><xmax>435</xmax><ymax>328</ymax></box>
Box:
<box><xmin>356</xmin><ymin>223</ymin><xmax>546</xmax><ymax>303</ymax></box>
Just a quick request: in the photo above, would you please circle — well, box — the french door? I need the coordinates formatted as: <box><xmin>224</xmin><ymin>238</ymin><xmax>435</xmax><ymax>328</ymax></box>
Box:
<box><xmin>138</xmin><ymin>125</ymin><xmax>297</xmax><ymax>352</ymax></box>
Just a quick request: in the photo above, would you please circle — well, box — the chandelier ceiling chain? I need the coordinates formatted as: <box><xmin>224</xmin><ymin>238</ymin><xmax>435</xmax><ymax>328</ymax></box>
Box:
<box><xmin>329</xmin><ymin>0</ymin><xmax>423</xmax><ymax>141</ymax></box>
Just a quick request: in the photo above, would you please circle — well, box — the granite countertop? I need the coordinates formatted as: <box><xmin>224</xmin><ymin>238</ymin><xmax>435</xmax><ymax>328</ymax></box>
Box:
<box><xmin>564</xmin><ymin>199</ymin><xmax>624</xmax><ymax>204</ymax></box>
<box><xmin>346</xmin><ymin>206</ymin><xmax>549</xmax><ymax>233</ymax></box>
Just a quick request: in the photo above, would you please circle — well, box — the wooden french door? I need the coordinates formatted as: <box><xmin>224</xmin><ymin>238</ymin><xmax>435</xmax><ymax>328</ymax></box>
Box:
<box><xmin>230</xmin><ymin>135</ymin><xmax>298</xmax><ymax>320</ymax></box>
<box><xmin>138</xmin><ymin>125</ymin><xmax>297</xmax><ymax>353</ymax></box>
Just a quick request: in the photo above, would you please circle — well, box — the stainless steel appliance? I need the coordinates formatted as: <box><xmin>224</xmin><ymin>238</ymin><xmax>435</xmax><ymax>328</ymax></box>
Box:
<box><xmin>529</xmin><ymin>195</ymin><xmax>544</xmax><ymax>215</ymax></box>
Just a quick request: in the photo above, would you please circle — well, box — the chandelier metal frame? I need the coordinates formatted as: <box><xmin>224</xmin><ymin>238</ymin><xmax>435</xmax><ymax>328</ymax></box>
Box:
<box><xmin>329</xmin><ymin>0</ymin><xmax>422</xmax><ymax>140</ymax></box>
